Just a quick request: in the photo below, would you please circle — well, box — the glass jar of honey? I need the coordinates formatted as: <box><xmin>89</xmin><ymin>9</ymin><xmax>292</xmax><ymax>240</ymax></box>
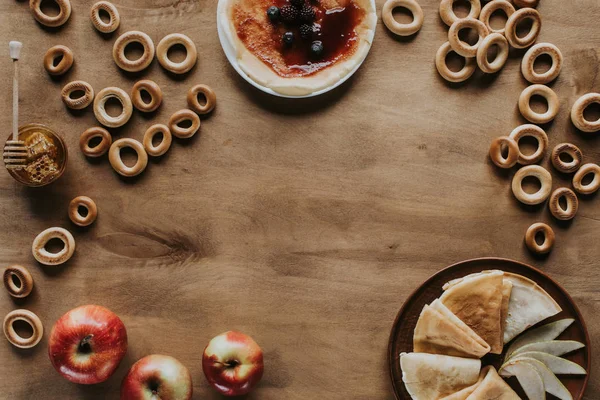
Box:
<box><xmin>5</xmin><ymin>124</ymin><xmax>68</xmax><ymax>187</ymax></box>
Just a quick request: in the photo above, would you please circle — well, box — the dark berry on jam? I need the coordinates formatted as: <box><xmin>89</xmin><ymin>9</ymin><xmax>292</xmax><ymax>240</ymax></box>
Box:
<box><xmin>299</xmin><ymin>4</ymin><xmax>315</xmax><ymax>23</ymax></box>
<box><xmin>311</xmin><ymin>23</ymin><xmax>321</xmax><ymax>37</ymax></box>
<box><xmin>310</xmin><ymin>40</ymin><xmax>324</xmax><ymax>58</ymax></box>
<box><xmin>282</xmin><ymin>31</ymin><xmax>295</xmax><ymax>47</ymax></box>
<box><xmin>280</xmin><ymin>5</ymin><xmax>299</xmax><ymax>24</ymax></box>
<box><xmin>290</xmin><ymin>0</ymin><xmax>304</xmax><ymax>8</ymax></box>
<box><xmin>299</xmin><ymin>24</ymin><xmax>312</xmax><ymax>40</ymax></box>
<box><xmin>267</xmin><ymin>6</ymin><xmax>280</xmax><ymax>23</ymax></box>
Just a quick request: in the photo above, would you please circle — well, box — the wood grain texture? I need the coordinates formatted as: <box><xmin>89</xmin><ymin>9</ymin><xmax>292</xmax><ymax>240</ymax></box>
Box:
<box><xmin>0</xmin><ymin>0</ymin><xmax>598</xmax><ymax>399</ymax></box>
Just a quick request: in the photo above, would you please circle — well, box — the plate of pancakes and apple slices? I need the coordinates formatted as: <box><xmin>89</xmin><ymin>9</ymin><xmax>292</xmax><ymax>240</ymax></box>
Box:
<box><xmin>388</xmin><ymin>258</ymin><xmax>591</xmax><ymax>400</ymax></box>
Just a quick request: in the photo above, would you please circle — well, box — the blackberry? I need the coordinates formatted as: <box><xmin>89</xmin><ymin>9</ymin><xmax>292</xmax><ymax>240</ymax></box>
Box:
<box><xmin>299</xmin><ymin>4</ymin><xmax>315</xmax><ymax>23</ymax></box>
<box><xmin>280</xmin><ymin>5</ymin><xmax>299</xmax><ymax>24</ymax></box>
<box><xmin>310</xmin><ymin>40</ymin><xmax>324</xmax><ymax>58</ymax></box>
<box><xmin>299</xmin><ymin>24</ymin><xmax>312</xmax><ymax>40</ymax></box>
<box><xmin>266</xmin><ymin>6</ymin><xmax>281</xmax><ymax>23</ymax></box>
<box><xmin>282</xmin><ymin>31</ymin><xmax>295</xmax><ymax>47</ymax></box>
<box><xmin>290</xmin><ymin>0</ymin><xmax>305</xmax><ymax>7</ymax></box>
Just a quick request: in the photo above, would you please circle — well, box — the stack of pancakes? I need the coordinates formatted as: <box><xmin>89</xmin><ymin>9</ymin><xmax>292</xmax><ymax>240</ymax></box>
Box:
<box><xmin>400</xmin><ymin>270</ymin><xmax>561</xmax><ymax>399</ymax></box>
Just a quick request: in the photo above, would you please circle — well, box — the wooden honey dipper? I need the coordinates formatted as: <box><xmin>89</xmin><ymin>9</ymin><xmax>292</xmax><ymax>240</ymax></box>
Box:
<box><xmin>3</xmin><ymin>41</ymin><xmax>27</xmax><ymax>170</ymax></box>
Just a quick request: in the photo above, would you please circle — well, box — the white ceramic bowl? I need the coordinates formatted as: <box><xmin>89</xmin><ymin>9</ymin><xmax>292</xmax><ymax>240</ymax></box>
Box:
<box><xmin>216</xmin><ymin>0</ymin><xmax>376</xmax><ymax>99</ymax></box>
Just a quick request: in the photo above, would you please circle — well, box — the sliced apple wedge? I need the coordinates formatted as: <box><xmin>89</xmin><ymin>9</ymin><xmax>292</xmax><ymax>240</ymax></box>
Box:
<box><xmin>516</xmin><ymin>359</ymin><xmax>573</xmax><ymax>400</ymax></box>
<box><xmin>505</xmin><ymin>319</ymin><xmax>574</xmax><ymax>359</ymax></box>
<box><xmin>500</xmin><ymin>361</ymin><xmax>545</xmax><ymax>400</ymax></box>
<box><xmin>509</xmin><ymin>340</ymin><xmax>585</xmax><ymax>360</ymax></box>
<box><xmin>501</xmin><ymin>352</ymin><xmax>587</xmax><ymax>375</ymax></box>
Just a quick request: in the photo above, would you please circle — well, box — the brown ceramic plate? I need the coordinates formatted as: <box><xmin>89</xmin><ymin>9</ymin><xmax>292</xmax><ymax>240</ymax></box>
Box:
<box><xmin>388</xmin><ymin>258</ymin><xmax>591</xmax><ymax>400</ymax></box>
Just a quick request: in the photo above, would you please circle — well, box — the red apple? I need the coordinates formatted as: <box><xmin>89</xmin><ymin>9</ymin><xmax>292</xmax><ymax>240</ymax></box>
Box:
<box><xmin>48</xmin><ymin>305</ymin><xmax>127</xmax><ymax>384</ymax></box>
<box><xmin>121</xmin><ymin>355</ymin><xmax>192</xmax><ymax>400</ymax></box>
<box><xmin>202</xmin><ymin>331</ymin><xmax>264</xmax><ymax>396</ymax></box>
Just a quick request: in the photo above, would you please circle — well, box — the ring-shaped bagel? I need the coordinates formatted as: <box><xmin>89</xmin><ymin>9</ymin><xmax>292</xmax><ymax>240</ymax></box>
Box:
<box><xmin>518</xmin><ymin>84</ymin><xmax>559</xmax><ymax>124</ymax></box>
<box><xmin>476</xmin><ymin>33</ymin><xmax>509</xmax><ymax>74</ymax></box>
<box><xmin>382</xmin><ymin>0</ymin><xmax>424</xmax><ymax>36</ymax></box>
<box><xmin>131</xmin><ymin>80</ymin><xmax>162</xmax><ymax>113</ymax></box>
<box><xmin>80</xmin><ymin>127</ymin><xmax>112</xmax><ymax>158</ymax></box>
<box><xmin>112</xmin><ymin>31</ymin><xmax>155</xmax><ymax>72</ymax></box>
<box><xmin>156</xmin><ymin>33</ymin><xmax>198</xmax><ymax>74</ymax></box>
<box><xmin>505</xmin><ymin>8</ymin><xmax>541</xmax><ymax>49</ymax></box>
<box><xmin>169</xmin><ymin>109</ymin><xmax>201</xmax><ymax>139</ymax></box>
<box><xmin>61</xmin><ymin>81</ymin><xmax>94</xmax><ymax>110</ymax></box>
<box><xmin>32</xmin><ymin>227</ymin><xmax>76</xmax><ymax>266</ymax></box>
<box><xmin>143</xmin><ymin>124</ymin><xmax>172</xmax><ymax>157</ymax></box>
<box><xmin>68</xmin><ymin>196</ymin><xmax>98</xmax><ymax>227</ymax></box>
<box><xmin>573</xmin><ymin>163</ymin><xmax>600</xmax><ymax>195</ymax></box>
<box><xmin>109</xmin><ymin>138</ymin><xmax>148</xmax><ymax>177</ymax></box>
<box><xmin>551</xmin><ymin>143</ymin><xmax>582</xmax><ymax>174</ymax></box>
<box><xmin>479</xmin><ymin>0</ymin><xmax>514</xmax><ymax>34</ymax></box>
<box><xmin>521</xmin><ymin>43</ymin><xmax>563</xmax><ymax>84</ymax></box>
<box><xmin>525</xmin><ymin>223</ymin><xmax>554</xmax><ymax>255</ymax></box>
<box><xmin>93</xmin><ymin>87</ymin><xmax>133</xmax><ymax>128</ymax></box>
<box><xmin>511</xmin><ymin>165</ymin><xmax>552</xmax><ymax>205</ymax></box>
<box><xmin>514</xmin><ymin>0</ymin><xmax>539</xmax><ymax>8</ymax></box>
<box><xmin>90</xmin><ymin>1</ymin><xmax>120</xmax><ymax>33</ymax></box>
<box><xmin>448</xmin><ymin>18</ymin><xmax>489</xmax><ymax>58</ymax></box>
<box><xmin>508</xmin><ymin>124</ymin><xmax>548</xmax><ymax>165</ymax></box>
<box><xmin>3</xmin><ymin>310</ymin><xmax>43</xmax><ymax>349</ymax></box>
<box><xmin>435</xmin><ymin>42</ymin><xmax>477</xmax><ymax>83</ymax></box>
<box><xmin>489</xmin><ymin>136</ymin><xmax>519</xmax><ymax>169</ymax></box>
<box><xmin>43</xmin><ymin>45</ymin><xmax>74</xmax><ymax>76</ymax></box>
<box><xmin>30</xmin><ymin>0</ymin><xmax>71</xmax><ymax>28</ymax></box>
<box><xmin>187</xmin><ymin>84</ymin><xmax>217</xmax><ymax>115</ymax></box>
<box><xmin>549</xmin><ymin>188</ymin><xmax>578</xmax><ymax>221</ymax></box>
<box><xmin>3</xmin><ymin>265</ymin><xmax>34</xmax><ymax>298</ymax></box>
<box><xmin>439</xmin><ymin>0</ymin><xmax>481</xmax><ymax>27</ymax></box>
<box><xmin>570</xmin><ymin>93</ymin><xmax>600</xmax><ymax>132</ymax></box>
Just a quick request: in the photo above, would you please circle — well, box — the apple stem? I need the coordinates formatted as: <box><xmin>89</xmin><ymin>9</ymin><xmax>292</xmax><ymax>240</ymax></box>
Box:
<box><xmin>223</xmin><ymin>360</ymin><xmax>240</xmax><ymax>368</ymax></box>
<box><xmin>78</xmin><ymin>334</ymin><xmax>94</xmax><ymax>353</ymax></box>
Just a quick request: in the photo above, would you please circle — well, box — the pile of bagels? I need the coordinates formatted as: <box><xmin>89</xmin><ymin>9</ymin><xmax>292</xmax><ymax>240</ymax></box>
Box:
<box><xmin>436</xmin><ymin>0</ymin><xmax>542</xmax><ymax>82</ymax></box>
<box><xmin>35</xmin><ymin>0</ymin><xmax>216</xmax><ymax>178</ymax></box>
<box><xmin>471</xmin><ymin>1</ymin><xmax>600</xmax><ymax>256</ymax></box>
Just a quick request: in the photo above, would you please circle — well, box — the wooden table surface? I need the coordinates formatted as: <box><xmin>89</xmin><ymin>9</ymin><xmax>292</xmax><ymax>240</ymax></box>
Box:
<box><xmin>0</xmin><ymin>0</ymin><xmax>598</xmax><ymax>399</ymax></box>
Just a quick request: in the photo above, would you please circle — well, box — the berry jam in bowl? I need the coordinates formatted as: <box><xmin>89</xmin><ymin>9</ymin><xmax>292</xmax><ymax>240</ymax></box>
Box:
<box><xmin>217</xmin><ymin>0</ymin><xmax>376</xmax><ymax>98</ymax></box>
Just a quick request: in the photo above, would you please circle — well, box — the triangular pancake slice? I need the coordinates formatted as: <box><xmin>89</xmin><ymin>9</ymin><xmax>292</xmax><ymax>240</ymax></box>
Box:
<box><xmin>439</xmin><ymin>368</ymin><xmax>486</xmax><ymax>400</ymax></box>
<box><xmin>414</xmin><ymin>305</ymin><xmax>490</xmax><ymax>358</ymax></box>
<box><xmin>466</xmin><ymin>366</ymin><xmax>520</xmax><ymax>400</ymax></box>
<box><xmin>400</xmin><ymin>352</ymin><xmax>481</xmax><ymax>400</ymax></box>
<box><xmin>500</xmin><ymin>280</ymin><xmax>513</xmax><ymax>347</ymax></box>
<box><xmin>440</xmin><ymin>270</ymin><xmax>504</xmax><ymax>354</ymax></box>
<box><xmin>503</xmin><ymin>272</ymin><xmax>562</xmax><ymax>344</ymax></box>
<box><xmin>430</xmin><ymin>299</ymin><xmax>491</xmax><ymax>354</ymax></box>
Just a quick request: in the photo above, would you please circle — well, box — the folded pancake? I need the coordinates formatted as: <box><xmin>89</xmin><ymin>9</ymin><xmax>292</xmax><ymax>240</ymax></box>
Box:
<box><xmin>430</xmin><ymin>299</ymin><xmax>491</xmax><ymax>355</ymax></box>
<box><xmin>439</xmin><ymin>368</ymin><xmax>486</xmax><ymax>400</ymax></box>
<box><xmin>442</xmin><ymin>271</ymin><xmax>499</xmax><ymax>290</ymax></box>
<box><xmin>503</xmin><ymin>272</ymin><xmax>562</xmax><ymax>344</ymax></box>
<box><xmin>400</xmin><ymin>352</ymin><xmax>481</xmax><ymax>400</ymax></box>
<box><xmin>500</xmin><ymin>280</ymin><xmax>513</xmax><ymax>346</ymax></box>
<box><xmin>414</xmin><ymin>302</ymin><xmax>490</xmax><ymax>358</ymax></box>
<box><xmin>466</xmin><ymin>366</ymin><xmax>520</xmax><ymax>400</ymax></box>
<box><xmin>440</xmin><ymin>270</ymin><xmax>504</xmax><ymax>354</ymax></box>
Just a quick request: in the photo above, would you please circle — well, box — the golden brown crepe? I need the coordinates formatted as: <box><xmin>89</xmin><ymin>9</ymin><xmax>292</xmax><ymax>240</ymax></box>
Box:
<box><xmin>500</xmin><ymin>280</ymin><xmax>513</xmax><ymax>348</ymax></box>
<box><xmin>400</xmin><ymin>352</ymin><xmax>481</xmax><ymax>400</ymax></box>
<box><xmin>439</xmin><ymin>368</ymin><xmax>486</xmax><ymax>400</ymax></box>
<box><xmin>430</xmin><ymin>300</ymin><xmax>491</xmax><ymax>355</ymax></box>
<box><xmin>466</xmin><ymin>366</ymin><xmax>520</xmax><ymax>400</ymax></box>
<box><xmin>440</xmin><ymin>270</ymin><xmax>504</xmax><ymax>354</ymax></box>
<box><xmin>414</xmin><ymin>304</ymin><xmax>490</xmax><ymax>358</ymax></box>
